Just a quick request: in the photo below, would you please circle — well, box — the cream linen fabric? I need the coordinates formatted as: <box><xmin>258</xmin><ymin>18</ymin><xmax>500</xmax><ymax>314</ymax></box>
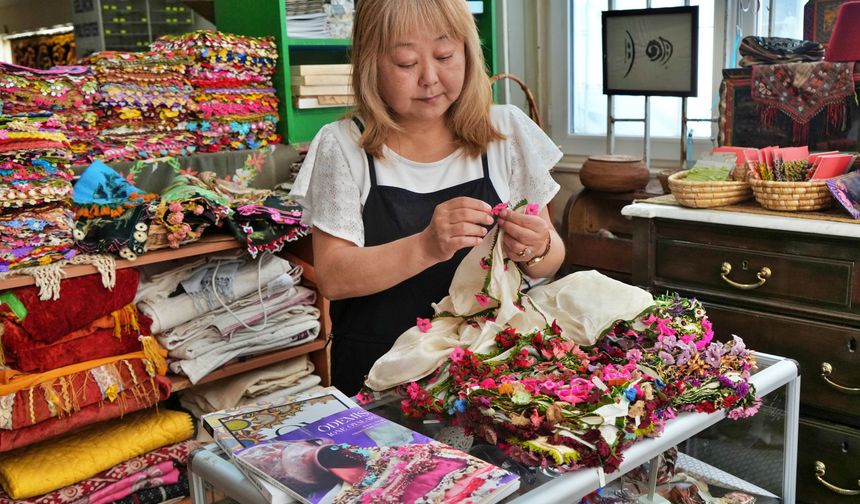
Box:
<box><xmin>365</xmin><ymin>226</ymin><xmax>654</xmax><ymax>391</ymax></box>
<box><xmin>179</xmin><ymin>354</ymin><xmax>315</xmax><ymax>416</ymax></box>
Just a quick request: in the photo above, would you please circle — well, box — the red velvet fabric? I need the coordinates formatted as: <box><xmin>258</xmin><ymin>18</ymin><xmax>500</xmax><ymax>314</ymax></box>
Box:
<box><xmin>0</xmin><ymin>375</ymin><xmax>170</xmax><ymax>452</ymax></box>
<box><xmin>825</xmin><ymin>1</ymin><xmax>860</xmax><ymax>61</ymax></box>
<box><xmin>1</xmin><ymin>306</ymin><xmax>153</xmax><ymax>373</ymax></box>
<box><xmin>0</xmin><ymin>269</ymin><xmax>139</xmax><ymax>344</ymax></box>
<box><xmin>6</xmin><ymin>357</ymin><xmax>157</xmax><ymax>431</ymax></box>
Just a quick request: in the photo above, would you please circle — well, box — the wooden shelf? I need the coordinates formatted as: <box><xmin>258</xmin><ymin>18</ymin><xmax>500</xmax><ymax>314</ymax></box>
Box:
<box><xmin>0</xmin><ymin>235</ymin><xmax>241</xmax><ymax>291</ymax></box>
<box><xmin>169</xmin><ymin>336</ymin><xmax>328</xmax><ymax>392</ymax></box>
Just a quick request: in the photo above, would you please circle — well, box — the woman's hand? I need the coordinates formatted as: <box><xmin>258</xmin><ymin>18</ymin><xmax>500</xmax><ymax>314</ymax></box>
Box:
<box><xmin>420</xmin><ymin>197</ymin><xmax>494</xmax><ymax>262</ymax></box>
<box><xmin>497</xmin><ymin>207</ymin><xmax>551</xmax><ymax>263</ymax></box>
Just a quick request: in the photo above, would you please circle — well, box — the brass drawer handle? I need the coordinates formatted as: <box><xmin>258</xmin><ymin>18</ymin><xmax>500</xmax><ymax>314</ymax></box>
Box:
<box><xmin>821</xmin><ymin>362</ymin><xmax>860</xmax><ymax>394</ymax></box>
<box><xmin>720</xmin><ymin>262</ymin><xmax>771</xmax><ymax>290</ymax></box>
<box><xmin>815</xmin><ymin>461</ymin><xmax>860</xmax><ymax>495</ymax></box>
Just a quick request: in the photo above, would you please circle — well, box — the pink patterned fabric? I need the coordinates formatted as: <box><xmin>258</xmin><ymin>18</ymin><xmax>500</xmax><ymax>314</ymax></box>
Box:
<box><xmin>0</xmin><ymin>439</ymin><xmax>197</xmax><ymax>504</ymax></box>
<box><xmin>85</xmin><ymin>462</ymin><xmax>179</xmax><ymax>504</ymax></box>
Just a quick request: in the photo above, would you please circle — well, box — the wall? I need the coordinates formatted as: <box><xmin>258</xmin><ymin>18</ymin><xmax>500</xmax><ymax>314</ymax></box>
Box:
<box><xmin>0</xmin><ymin>0</ymin><xmax>72</xmax><ymax>35</ymax></box>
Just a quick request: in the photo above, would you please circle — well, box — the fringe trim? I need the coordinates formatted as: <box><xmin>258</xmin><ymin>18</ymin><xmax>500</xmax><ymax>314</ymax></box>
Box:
<box><xmin>0</xmin><ymin>254</ymin><xmax>116</xmax><ymax>301</ymax></box>
<box><xmin>69</xmin><ymin>254</ymin><xmax>116</xmax><ymax>290</ymax></box>
<box><xmin>759</xmin><ymin>105</ymin><xmax>778</xmax><ymax>129</ymax></box>
<box><xmin>139</xmin><ymin>336</ymin><xmax>168</xmax><ymax>376</ymax></box>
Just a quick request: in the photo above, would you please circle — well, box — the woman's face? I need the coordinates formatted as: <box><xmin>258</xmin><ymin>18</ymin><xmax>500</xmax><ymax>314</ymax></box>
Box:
<box><xmin>378</xmin><ymin>29</ymin><xmax>466</xmax><ymax>126</ymax></box>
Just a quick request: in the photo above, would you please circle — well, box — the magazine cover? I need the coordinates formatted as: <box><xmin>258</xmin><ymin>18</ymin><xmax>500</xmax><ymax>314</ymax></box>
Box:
<box><xmin>230</xmin><ymin>406</ymin><xmax>520</xmax><ymax>504</ymax></box>
<box><xmin>203</xmin><ymin>387</ymin><xmax>358</xmax><ymax>503</ymax></box>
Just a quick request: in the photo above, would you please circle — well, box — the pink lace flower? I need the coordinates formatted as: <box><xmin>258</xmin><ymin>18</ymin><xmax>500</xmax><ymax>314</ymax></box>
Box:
<box><xmin>479</xmin><ymin>378</ymin><xmax>496</xmax><ymax>389</ymax></box>
<box><xmin>450</xmin><ymin>347</ymin><xmax>466</xmax><ymax>363</ymax></box>
<box><xmin>416</xmin><ymin>317</ymin><xmax>432</xmax><ymax>333</ymax></box>
<box><xmin>491</xmin><ymin>202</ymin><xmax>509</xmax><ymax>216</ymax></box>
<box><xmin>475</xmin><ymin>293</ymin><xmax>491</xmax><ymax>307</ymax></box>
<box><xmin>525</xmin><ymin>203</ymin><xmax>540</xmax><ymax>216</ymax></box>
<box><xmin>168</xmin><ymin>202</ymin><xmax>183</xmax><ymax>213</ymax></box>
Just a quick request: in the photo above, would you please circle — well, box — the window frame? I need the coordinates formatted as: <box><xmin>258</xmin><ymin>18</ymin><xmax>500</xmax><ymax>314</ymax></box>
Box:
<box><xmin>545</xmin><ymin>0</ymin><xmax>748</xmax><ymax>163</ymax></box>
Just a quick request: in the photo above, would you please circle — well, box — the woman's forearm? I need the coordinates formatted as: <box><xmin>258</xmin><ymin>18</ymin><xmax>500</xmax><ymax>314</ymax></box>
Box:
<box><xmin>519</xmin><ymin>227</ymin><xmax>565</xmax><ymax>279</ymax></box>
<box><xmin>312</xmin><ymin>230</ymin><xmax>439</xmax><ymax>300</ymax></box>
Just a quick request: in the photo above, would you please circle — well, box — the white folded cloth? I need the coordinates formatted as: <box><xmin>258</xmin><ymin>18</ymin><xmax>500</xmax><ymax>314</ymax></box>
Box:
<box><xmin>139</xmin><ymin>253</ymin><xmax>296</xmax><ymax>333</ymax></box>
<box><xmin>365</xmin><ymin>226</ymin><xmax>654</xmax><ymax>391</ymax></box>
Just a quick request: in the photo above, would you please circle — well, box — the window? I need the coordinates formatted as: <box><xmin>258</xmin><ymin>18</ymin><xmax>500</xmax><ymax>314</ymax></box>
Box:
<box><xmin>547</xmin><ymin>0</ymin><xmax>733</xmax><ymax>162</ymax></box>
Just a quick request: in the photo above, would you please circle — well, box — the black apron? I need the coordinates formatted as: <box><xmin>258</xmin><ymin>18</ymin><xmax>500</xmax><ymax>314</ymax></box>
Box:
<box><xmin>330</xmin><ymin>119</ymin><xmax>501</xmax><ymax>395</ymax></box>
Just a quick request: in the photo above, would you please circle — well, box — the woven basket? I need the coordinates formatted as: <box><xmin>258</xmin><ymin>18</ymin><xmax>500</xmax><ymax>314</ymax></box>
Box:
<box><xmin>146</xmin><ymin>222</ymin><xmax>209</xmax><ymax>250</ymax></box>
<box><xmin>748</xmin><ymin>178</ymin><xmax>833</xmax><ymax>211</ymax></box>
<box><xmin>667</xmin><ymin>171</ymin><xmax>753</xmax><ymax>208</ymax></box>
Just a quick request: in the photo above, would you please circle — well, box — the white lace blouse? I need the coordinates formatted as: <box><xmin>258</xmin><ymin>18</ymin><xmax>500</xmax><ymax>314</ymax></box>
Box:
<box><xmin>291</xmin><ymin>104</ymin><xmax>562</xmax><ymax>246</ymax></box>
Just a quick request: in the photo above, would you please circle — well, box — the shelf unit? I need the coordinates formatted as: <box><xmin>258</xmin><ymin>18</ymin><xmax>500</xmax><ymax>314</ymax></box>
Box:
<box><xmin>212</xmin><ymin>0</ymin><xmax>499</xmax><ymax>145</ymax></box>
<box><xmin>73</xmin><ymin>0</ymin><xmax>197</xmax><ymax>57</ymax></box>
<box><xmin>0</xmin><ymin>234</ymin><xmax>331</xmax><ymax>388</ymax></box>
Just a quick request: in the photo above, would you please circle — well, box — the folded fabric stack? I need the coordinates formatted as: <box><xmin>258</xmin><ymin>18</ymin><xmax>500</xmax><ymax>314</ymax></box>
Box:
<box><xmin>137</xmin><ymin>252</ymin><xmax>320</xmax><ymax>384</ymax></box>
<box><xmin>0</xmin><ymin>270</ymin><xmax>174</xmax><ymax>451</ymax></box>
<box><xmin>0</xmin><ymin>410</ymin><xmax>195</xmax><ymax>501</ymax></box>
<box><xmin>0</xmin><ymin>119</ymin><xmax>76</xmax><ymax>272</ymax></box>
<box><xmin>151</xmin><ymin>31</ymin><xmax>281</xmax><ymax>152</ymax></box>
<box><xmin>180</xmin><ymin>354</ymin><xmax>323</xmax><ymax>422</ymax></box>
<box><xmin>0</xmin><ymin>63</ymin><xmax>98</xmax><ymax>165</ymax></box>
<box><xmin>739</xmin><ymin>36</ymin><xmax>825</xmax><ymax>67</ymax></box>
<box><xmin>83</xmin><ymin>51</ymin><xmax>198</xmax><ymax>163</ymax></box>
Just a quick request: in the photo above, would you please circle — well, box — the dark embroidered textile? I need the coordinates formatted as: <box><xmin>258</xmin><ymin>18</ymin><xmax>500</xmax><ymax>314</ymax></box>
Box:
<box><xmin>112</xmin><ymin>474</ymin><xmax>189</xmax><ymax>504</ymax></box>
<box><xmin>227</xmin><ymin>193</ymin><xmax>309</xmax><ymax>258</ymax></box>
<box><xmin>751</xmin><ymin>61</ymin><xmax>855</xmax><ymax>124</ymax></box>
<box><xmin>719</xmin><ymin>66</ymin><xmax>860</xmax><ymax>150</ymax></box>
<box><xmin>750</xmin><ymin>61</ymin><xmax>856</xmax><ymax>144</ymax></box>
<box><xmin>739</xmin><ymin>36</ymin><xmax>824</xmax><ymax>66</ymax></box>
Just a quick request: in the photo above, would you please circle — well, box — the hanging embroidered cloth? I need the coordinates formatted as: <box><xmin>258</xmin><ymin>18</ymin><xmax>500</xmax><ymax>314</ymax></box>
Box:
<box><xmin>751</xmin><ymin>61</ymin><xmax>855</xmax><ymax>143</ymax></box>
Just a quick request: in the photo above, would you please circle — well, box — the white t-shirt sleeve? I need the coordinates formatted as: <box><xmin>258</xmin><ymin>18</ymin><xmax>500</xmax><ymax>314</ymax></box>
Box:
<box><xmin>291</xmin><ymin>123</ymin><xmax>366</xmax><ymax>246</ymax></box>
<box><xmin>497</xmin><ymin>105</ymin><xmax>562</xmax><ymax>207</ymax></box>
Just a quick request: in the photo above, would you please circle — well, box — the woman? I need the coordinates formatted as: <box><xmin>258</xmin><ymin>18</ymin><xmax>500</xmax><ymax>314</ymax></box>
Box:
<box><xmin>292</xmin><ymin>0</ymin><xmax>565</xmax><ymax>395</ymax></box>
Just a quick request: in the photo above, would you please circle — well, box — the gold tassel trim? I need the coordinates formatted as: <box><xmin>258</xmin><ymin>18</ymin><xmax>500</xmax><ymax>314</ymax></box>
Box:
<box><xmin>139</xmin><ymin>336</ymin><xmax>167</xmax><ymax>376</ymax></box>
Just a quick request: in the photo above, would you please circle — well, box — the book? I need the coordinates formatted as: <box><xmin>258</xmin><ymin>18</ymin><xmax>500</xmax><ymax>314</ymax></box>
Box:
<box><xmin>291</xmin><ymin>64</ymin><xmax>352</xmax><ymax>76</ymax></box>
<box><xmin>219</xmin><ymin>395</ymin><xmax>520</xmax><ymax>504</ymax></box>
<box><xmin>203</xmin><ymin>387</ymin><xmax>359</xmax><ymax>503</ymax></box>
<box><xmin>294</xmin><ymin>96</ymin><xmax>356</xmax><ymax>109</ymax></box>
<box><xmin>293</xmin><ymin>74</ymin><xmax>352</xmax><ymax>86</ymax></box>
<box><xmin>292</xmin><ymin>84</ymin><xmax>354</xmax><ymax>96</ymax></box>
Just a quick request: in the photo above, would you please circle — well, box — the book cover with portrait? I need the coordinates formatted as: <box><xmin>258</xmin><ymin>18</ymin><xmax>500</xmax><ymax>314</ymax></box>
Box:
<box><xmin>204</xmin><ymin>387</ymin><xmax>359</xmax><ymax>503</ymax></box>
<box><xmin>231</xmin><ymin>405</ymin><xmax>520</xmax><ymax>504</ymax></box>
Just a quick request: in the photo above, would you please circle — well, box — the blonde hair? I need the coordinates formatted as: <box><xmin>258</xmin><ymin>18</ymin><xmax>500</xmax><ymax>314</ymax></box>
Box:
<box><xmin>350</xmin><ymin>0</ymin><xmax>504</xmax><ymax>158</ymax></box>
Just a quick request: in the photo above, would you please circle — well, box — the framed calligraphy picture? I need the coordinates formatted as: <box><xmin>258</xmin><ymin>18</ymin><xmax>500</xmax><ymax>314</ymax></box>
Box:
<box><xmin>602</xmin><ymin>6</ymin><xmax>699</xmax><ymax>97</ymax></box>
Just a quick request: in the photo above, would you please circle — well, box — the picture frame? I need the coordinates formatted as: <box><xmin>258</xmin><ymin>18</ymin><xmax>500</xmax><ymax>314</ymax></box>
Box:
<box><xmin>602</xmin><ymin>6</ymin><xmax>699</xmax><ymax>97</ymax></box>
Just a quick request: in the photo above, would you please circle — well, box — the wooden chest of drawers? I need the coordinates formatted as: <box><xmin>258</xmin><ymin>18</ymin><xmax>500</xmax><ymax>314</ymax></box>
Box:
<box><xmin>625</xmin><ymin>203</ymin><xmax>860</xmax><ymax>502</ymax></box>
